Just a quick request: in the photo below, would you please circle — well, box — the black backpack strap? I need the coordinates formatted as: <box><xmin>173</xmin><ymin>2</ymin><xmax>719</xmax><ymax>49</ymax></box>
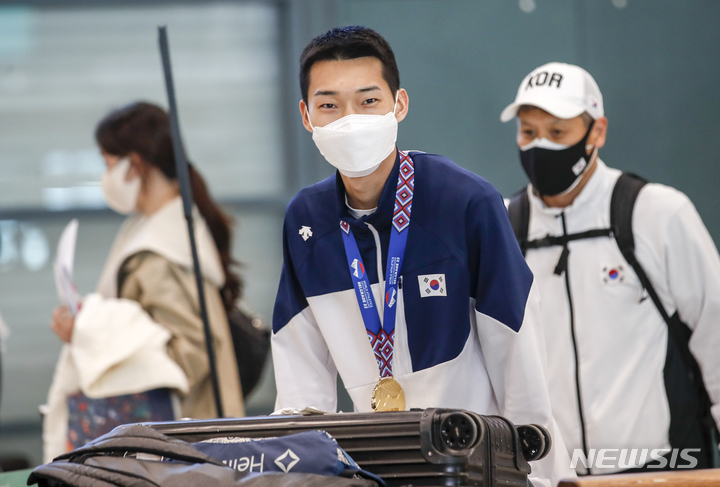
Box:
<box><xmin>611</xmin><ymin>173</ymin><xmax>718</xmax><ymax>461</ymax></box>
<box><xmin>54</xmin><ymin>424</ymin><xmax>225</xmax><ymax>466</ymax></box>
<box><xmin>611</xmin><ymin>173</ymin><xmax>686</xmax><ymax>346</ymax></box>
<box><xmin>611</xmin><ymin>173</ymin><xmax>682</xmax><ymax>340</ymax></box>
<box><xmin>508</xmin><ymin>187</ymin><xmax>530</xmax><ymax>256</ymax></box>
<box><xmin>610</xmin><ymin>173</ymin><xmax>648</xmax><ymax>283</ymax></box>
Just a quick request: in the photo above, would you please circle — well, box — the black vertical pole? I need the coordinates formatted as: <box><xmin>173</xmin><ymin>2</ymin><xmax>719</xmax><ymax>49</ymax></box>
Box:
<box><xmin>157</xmin><ymin>26</ymin><xmax>223</xmax><ymax>418</ymax></box>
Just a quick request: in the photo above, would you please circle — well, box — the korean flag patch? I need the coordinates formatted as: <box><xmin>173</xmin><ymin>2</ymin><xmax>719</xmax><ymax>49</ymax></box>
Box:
<box><xmin>418</xmin><ymin>274</ymin><xmax>447</xmax><ymax>297</ymax></box>
<box><xmin>602</xmin><ymin>265</ymin><xmax>625</xmax><ymax>284</ymax></box>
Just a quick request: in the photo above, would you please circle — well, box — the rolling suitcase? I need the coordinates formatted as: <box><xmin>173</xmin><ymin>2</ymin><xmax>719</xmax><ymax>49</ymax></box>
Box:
<box><xmin>146</xmin><ymin>408</ymin><xmax>550</xmax><ymax>487</ymax></box>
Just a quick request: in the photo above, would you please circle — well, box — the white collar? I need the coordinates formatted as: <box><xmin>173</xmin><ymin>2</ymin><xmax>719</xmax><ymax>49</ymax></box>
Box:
<box><xmin>526</xmin><ymin>159</ymin><xmax>623</xmax><ymax>236</ymax></box>
<box><xmin>345</xmin><ymin>194</ymin><xmax>377</xmax><ymax>219</ymax></box>
<box><xmin>96</xmin><ymin>196</ymin><xmax>225</xmax><ymax>298</ymax></box>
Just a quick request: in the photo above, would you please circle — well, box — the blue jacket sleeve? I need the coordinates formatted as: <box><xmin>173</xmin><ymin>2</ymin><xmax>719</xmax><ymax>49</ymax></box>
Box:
<box><xmin>467</xmin><ymin>190</ymin><xmax>533</xmax><ymax>332</ymax></box>
<box><xmin>273</xmin><ymin>216</ymin><xmax>309</xmax><ymax>334</ymax></box>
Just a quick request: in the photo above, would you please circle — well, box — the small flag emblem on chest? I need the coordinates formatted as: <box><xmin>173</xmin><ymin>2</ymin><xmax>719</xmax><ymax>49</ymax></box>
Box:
<box><xmin>601</xmin><ymin>265</ymin><xmax>625</xmax><ymax>284</ymax></box>
<box><xmin>418</xmin><ymin>274</ymin><xmax>447</xmax><ymax>297</ymax></box>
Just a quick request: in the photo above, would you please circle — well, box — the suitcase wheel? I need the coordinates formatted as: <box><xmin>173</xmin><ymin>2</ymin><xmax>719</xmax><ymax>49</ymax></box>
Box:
<box><xmin>439</xmin><ymin>412</ymin><xmax>478</xmax><ymax>451</ymax></box>
<box><xmin>517</xmin><ymin>424</ymin><xmax>552</xmax><ymax>461</ymax></box>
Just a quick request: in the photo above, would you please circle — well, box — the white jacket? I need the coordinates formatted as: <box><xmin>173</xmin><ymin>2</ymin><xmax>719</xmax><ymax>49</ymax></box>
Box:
<box><xmin>523</xmin><ymin>160</ymin><xmax>720</xmax><ymax>473</ymax></box>
<box><xmin>42</xmin><ymin>295</ymin><xmax>189</xmax><ymax>462</ymax></box>
<box><xmin>42</xmin><ymin>197</ymin><xmax>226</xmax><ymax>462</ymax></box>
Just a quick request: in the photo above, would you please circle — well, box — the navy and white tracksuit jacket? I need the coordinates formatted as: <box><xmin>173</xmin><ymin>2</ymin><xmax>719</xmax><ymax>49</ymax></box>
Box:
<box><xmin>272</xmin><ymin>151</ymin><xmax>575</xmax><ymax>486</ymax></box>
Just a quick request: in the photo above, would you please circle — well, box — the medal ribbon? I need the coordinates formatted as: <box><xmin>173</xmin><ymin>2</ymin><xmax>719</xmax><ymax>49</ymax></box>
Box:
<box><xmin>340</xmin><ymin>151</ymin><xmax>415</xmax><ymax>378</ymax></box>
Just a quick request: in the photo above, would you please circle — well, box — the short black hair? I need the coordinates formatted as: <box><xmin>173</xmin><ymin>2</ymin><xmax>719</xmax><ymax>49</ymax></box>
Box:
<box><xmin>299</xmin><ymin>26</ymin><xmax>400</xmax><ymax>103</ymax></box>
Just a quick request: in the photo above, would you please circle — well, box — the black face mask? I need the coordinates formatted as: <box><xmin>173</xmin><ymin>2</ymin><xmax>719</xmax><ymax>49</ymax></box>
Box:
<box><xmin>519</xmin><ymin>121</ymin><xmax>595</xmax><ymax>196</ymax></box>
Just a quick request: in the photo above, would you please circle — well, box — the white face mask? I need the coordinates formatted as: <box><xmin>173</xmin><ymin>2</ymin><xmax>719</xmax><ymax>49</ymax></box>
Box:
<box><xmin>100</xmin><ymin>158</ymin><xmax>141</xmax><ymax>214</ymax></box>
<box><xmin>308</xmin><ymin>95</ymin><xmax>399</xmax><ymax>178</ymax></box>
<box><xmin>519</xmin><ymin>137</ymin><xmax>569</xmax><ymax>151</ymax></box>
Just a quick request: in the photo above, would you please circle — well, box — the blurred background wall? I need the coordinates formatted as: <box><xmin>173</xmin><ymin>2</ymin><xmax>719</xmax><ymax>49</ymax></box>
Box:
<box><xmin>0</xmin><ymin>0</ymin><xmax>718</xmax><ymax>466</ymax></box>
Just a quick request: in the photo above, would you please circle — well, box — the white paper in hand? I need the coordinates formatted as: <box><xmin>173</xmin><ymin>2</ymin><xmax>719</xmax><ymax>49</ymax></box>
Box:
<box><xmin>54</xmin><ymin>219</ymin><xmax>80</xmax><ymax>316</ymax></box>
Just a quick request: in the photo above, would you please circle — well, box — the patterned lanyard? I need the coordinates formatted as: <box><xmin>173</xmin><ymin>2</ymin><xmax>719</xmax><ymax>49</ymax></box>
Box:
<box><xmin>340</xmin><ymin>151</ymin><xmax>415</xmax><ymax>377</ymax></box>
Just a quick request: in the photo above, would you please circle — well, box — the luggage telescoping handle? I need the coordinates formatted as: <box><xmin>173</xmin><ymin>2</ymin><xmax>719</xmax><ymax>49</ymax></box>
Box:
<box><xmin>157</xmin><ymin>26</ymin><xmax>223</xmax><ymax>418</ymax></box>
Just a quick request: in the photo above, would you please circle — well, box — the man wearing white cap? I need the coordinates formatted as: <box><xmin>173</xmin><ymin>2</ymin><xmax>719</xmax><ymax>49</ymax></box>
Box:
<box><xmin>502</xmin><ymin>62</ymin><xmax>720</xmax><ymax>474</ymax></box>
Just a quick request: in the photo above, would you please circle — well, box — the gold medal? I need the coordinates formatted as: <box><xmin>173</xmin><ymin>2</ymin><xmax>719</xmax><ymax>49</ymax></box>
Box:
<box><xmin>371</xmin><ymin>377</ymin><xmax>406</xmax><ymax>411</ymax></box>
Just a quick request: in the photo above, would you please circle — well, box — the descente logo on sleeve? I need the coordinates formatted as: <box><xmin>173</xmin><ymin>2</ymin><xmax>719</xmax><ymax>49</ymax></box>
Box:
<box><xmin>418</xmin><ymin>274</ymin><xmax>446</xmax><ymax>297</ymax></box>
<box><xmin>299</xmin><ymin>226</ymin><xmax>313</xmax><ymax>241</ymax></box>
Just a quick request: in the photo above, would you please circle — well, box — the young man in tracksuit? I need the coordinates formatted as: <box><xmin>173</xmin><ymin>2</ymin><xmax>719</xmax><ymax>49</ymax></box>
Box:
<box><xmin>501</xmin><ymin>62</ymin><xmax>720</xmax><ymax>474</ymax></box>
<box><xmin>271</xmin><ymin>27</ymin><xmax>574</xmax><ymax>486</ymax></box>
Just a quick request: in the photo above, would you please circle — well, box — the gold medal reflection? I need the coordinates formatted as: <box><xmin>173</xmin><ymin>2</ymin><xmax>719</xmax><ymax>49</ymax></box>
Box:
<box><xmin>371</xmin><ymin>377</ymin><xmax>406</xmax><ymax>411</ymax></box>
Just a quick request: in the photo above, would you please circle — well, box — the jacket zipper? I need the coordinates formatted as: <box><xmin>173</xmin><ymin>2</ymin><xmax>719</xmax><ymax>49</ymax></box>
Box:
<box><xmin>365</xmin><ymin>223</ymin><xmax>385</xmax><ymax>299</ymax></box>
<box><xmin>558</xmin><ymin>212</ymin><xmax>591</xmax><ymax>473</ymax></box>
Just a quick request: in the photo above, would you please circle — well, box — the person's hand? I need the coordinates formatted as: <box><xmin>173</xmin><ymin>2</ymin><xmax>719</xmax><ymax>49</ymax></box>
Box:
<box><xmin>51</xmin><ymin>306</ymin><xmax>75</xmax><ymax>343</ymax></box>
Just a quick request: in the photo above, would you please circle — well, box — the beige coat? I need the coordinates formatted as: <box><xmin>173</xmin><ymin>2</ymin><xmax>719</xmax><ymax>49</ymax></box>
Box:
<box><xmin>119</xmin><ymin>251</ymin><xmax>243</xmax><ymax>419</ymax></box>
<box><xmin>43</xmin><ymin>197</ymin><xmax>243</xmax><ymax>462</ymax></box>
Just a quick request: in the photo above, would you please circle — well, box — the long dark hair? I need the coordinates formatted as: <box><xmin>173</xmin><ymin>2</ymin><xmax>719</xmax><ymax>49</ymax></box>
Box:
<box><xmin>95</xmin><ymin>101</ymin><xmax>242</xmax><ymax>310</ymax></box>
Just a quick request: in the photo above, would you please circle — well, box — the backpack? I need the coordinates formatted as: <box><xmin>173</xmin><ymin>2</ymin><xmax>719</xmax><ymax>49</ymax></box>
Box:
<box><xmin>508</xmin><ymin>173</ymin><xmax>719</xmax><ymax>468</ymax></box>
<box><xmin>227</xmin><ymin>304</ymin><xmax>271</xmax><ymax>398</ymax></box>
<box><xmin>28</xmin><ymin>424</ymin><xmax>380</xmax><ymax>487</ymax></box>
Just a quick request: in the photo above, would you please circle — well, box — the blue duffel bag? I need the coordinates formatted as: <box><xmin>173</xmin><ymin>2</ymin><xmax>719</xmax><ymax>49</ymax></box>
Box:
<box><xmin>193</xmin><ymin>430</ymin><xmax>384</xmax><ymax>484</ymax></box>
